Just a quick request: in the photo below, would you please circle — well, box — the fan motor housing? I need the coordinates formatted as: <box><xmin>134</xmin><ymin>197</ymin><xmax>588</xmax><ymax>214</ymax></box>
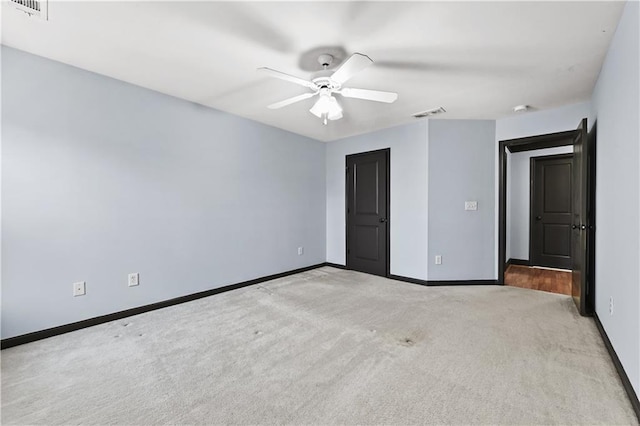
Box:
<box><xmin>312</xmin><ymin>76</ymin><xmax>340</xmax><ymax>91</ymax></box>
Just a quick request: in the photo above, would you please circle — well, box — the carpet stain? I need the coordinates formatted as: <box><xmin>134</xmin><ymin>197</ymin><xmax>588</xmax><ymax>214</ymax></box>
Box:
<box><xmin>399</xmin><ymin>337</ymin><xmax>415</xmax><ymax>347</ymax></box>
<box><xmin>256</xmin><ymin>285</ymin><xmax>273</xmax><ymax>295</ymax></box>
<box><xmin>254</xmin><ymin>330</ymin><xmax>262</xmax><ymax>336</ymax></box>
<box><xmin>123</xmin><ymin>323</ymin><xmax>132</xmax><ymax>327</ymax></box>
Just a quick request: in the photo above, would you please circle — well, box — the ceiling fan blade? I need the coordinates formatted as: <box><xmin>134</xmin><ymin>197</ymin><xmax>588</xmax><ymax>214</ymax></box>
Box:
<box><xmin>339</xmin><ymin>88</ymin><xmax>398</xmax><ymax>103</ymax></box>
<box><xmin>330</xmin><ymin>53</ymin><xmax>373</xmax><ymax>85</ymax></box>
<box><xmin>267</xmin><ymin>92</ymin><xmax>317</xmax><ymax>109</ymax></box>
<box><xmin>257</xmin><ymin>67</ymin><xmax>318</xmax><ymax>90</ymax></box>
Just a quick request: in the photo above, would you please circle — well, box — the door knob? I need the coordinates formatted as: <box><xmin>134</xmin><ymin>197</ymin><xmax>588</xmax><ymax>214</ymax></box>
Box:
<box><xmin>379</xmin><ymin>218</ymin><xmax>387</xmax><ymax>223</ymax></box>
<box><xmin>580</xmin><ymin>224</ymin><xmax>587</xmax><ymax>230</ymax></box>
<box><xmin>535</xmin><ymin>216</ymin><xmax>542</xmax><ymax>221</ymax></box>
<box><xmin>572</xmin><ymin>225</ymin><xmax>578</xmax><ymax>229</ymax></box>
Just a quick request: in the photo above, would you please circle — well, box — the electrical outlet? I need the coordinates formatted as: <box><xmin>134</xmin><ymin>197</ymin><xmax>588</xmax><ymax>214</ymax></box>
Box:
<box><xmin>465</xmin><ymin>201</ymin><xmax>478</xmax><ymax>211</ymax></box>
<box><xmin>609</xmin><ymin>296</ymin><xmax>614</xmax><ymax>316</ymax></box>
<box><xmin>297</xmin><ymin>247</ymin><xmax>304</xmax><ymax>256</ymax></box>
<box><xmin>435</xmin><ymin>255</ymin><xmax>442</xmax><ymax>265</ymax></box>
<box><xmin>73</xmin><ymin>281</ymin><xmax>86</xmax><ymax>297</ymax></box>
<box><xmin>128</xmin><ymin>273</ymin><xmax>139</xmax><ymax>287</ymax></box>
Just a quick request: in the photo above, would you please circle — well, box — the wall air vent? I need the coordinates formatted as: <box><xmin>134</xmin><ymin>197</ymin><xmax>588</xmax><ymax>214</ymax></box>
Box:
<box><xmin>413</xmin><ymin>106</ymin><xmax>446</xmax><ymax>118</ymax></box>
<box><xmin>9</xmin><ymin>0</ymin><xmax>48</xmax><ymax>20</ymax></box>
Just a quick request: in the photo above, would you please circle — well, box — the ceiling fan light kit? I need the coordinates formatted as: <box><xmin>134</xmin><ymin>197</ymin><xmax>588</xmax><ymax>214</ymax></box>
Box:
<box><xmin>310</xmin><ymin>90</ymin><xmax>343</xmax><ymax>125</ymax></box>
<box><xmin>258</xmin><ymin>52</ymin><xmax>398</xmax><ymax>125</ymax></box>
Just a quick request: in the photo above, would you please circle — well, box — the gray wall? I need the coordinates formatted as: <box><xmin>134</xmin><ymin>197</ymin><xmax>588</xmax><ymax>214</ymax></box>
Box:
<box><xmin>325</xmin><ymin>121</ymin><xmax>429</xmax><ymax>280</ymax></box>
<box><xmin>428</xmin><ymin>120</ymin><xmax>496</xmax><ymax>280</ymax></box>
<box><xmin>325</xmin><ymin>119</ymin><xmax>497</xmax><ymax>282</ymax></box>
<box><xmin>590</xmin><ymin>0</ymin><xmax>640</xmax><ymax>395</ymax></box>
<box><xmin>1</xmin><ymin>46</ymin><xmax>326</xmax><ymax>339</ymax></box>
<box><xmin>506</xmin><ymin>146</ymin><xmax>573</xmax><ymax>262</ymax></box>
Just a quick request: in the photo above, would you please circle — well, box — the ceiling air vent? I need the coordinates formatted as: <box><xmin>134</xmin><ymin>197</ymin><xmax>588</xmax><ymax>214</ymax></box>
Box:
<box><xmin>413</xmin><ymin>106</ymin><xmax>446</xmax><ymax>118</ymax></box>
<box><xmin>9</xmin><ymin>0</ymin><xmax>48</xmax><ymax>20</ymax></box>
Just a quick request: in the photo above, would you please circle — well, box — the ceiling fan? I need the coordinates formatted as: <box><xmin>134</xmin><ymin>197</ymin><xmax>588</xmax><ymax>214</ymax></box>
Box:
<box><xmin>258</xmin><ymin>53</ymin><xmax>398</xmax><ymax>125</ymax></box>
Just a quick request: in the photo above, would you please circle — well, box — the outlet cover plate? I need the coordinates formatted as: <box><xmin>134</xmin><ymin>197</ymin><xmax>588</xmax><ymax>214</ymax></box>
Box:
<box><xmin>73</xmin><ymin>281</ymin><xmax>86</xmax><ymax>297</ymax></box>
<box><xmin>128</xmin><ymin>273</ymin><xmax>139</xmax><ymax>287</ymax></box>
<box><xmin>465</xmin><ymin>201</ymin><xmax>478</xmax><ymax>211</ymax></box>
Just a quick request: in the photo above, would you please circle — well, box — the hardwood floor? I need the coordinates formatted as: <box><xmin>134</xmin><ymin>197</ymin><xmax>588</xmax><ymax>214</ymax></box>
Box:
<box><xmin>505</xmin><ymin>264</ymin><xmax>572</xmax><ymax>296</ymax></box>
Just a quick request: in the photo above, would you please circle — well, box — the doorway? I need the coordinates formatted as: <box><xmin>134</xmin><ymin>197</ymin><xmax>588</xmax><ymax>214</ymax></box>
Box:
<box><xmin>499</xmin><ymin>119</ymin><xmax>594</xmax><ymax>315</ymax></box>
<box><xmin>345</xmin><ymin>148</ymin><xmax>390</xmax><ymax>277</ymax></box>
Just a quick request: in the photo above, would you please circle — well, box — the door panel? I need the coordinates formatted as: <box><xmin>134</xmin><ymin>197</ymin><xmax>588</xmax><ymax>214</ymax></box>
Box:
<box><xmin>544</xmin><ymin>164</ymin><xmax>572</xmax><ymax>212</ymax></box>
<box><xmin>530</xmin><ymin>154</ymin><xmax>573</xmax><ymax>269</ymax></box>
<box><xmin>346</xmin><ymin>149</ymin><xmax>389</xmax><ymax>277</ymax></box>
<box><xmin>355</xmin><ymin>161</ymin><xmax>380</xmax><ymax>215</ymax></box>
<box><xmin>354</xmin><ymin>225</ymin><xmax>380</xmax><ymax>261</ymax></box>
<box><xmin>572</xmin><ymin>118</ymin><xmax>589</xmax><ymax>315</ymax></box>
<box><xmin>543</xmin><ymin>224</ymin><xmax>571</xmax><ymax>256</ymax></box>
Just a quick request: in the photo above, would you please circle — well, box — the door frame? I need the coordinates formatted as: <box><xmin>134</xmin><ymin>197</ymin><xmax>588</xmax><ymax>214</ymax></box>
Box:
<box><xmin>528</xmin><ymin>153</ymin><xmax>574</xmax><ymax>269</ymax></box>
<box><xmin>345</xmin><ymin>148</ymin><xmax>391</xmax><ymax>277</ymax></box>
<box><xmin>498</xmin><ymin>130</ymin><xmax>575</xmax><ymax>284</ymax></box>
<box><xmin>586</xmin><ymin>121</ymin><xmax>597</xmax><ymax>314</ymax></box>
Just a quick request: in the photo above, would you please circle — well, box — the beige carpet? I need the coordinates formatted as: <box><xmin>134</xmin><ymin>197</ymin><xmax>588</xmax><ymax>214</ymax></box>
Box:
<box><xmin>1</xmin><ymin>267</ymin><xmax>637</xmax><ymax>424</ymax></box>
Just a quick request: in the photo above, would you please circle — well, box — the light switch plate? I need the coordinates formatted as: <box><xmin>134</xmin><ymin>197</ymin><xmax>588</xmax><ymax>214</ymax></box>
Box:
<box><xmin>465</xmin><ymin>201</ymin><xmax>478</xmax><ymax>211</ymax></box>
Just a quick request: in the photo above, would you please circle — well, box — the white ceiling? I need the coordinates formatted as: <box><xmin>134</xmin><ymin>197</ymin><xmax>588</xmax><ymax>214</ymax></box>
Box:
<box><xmin>1</xmin><ymin>1</ymin><xmax>625</xmax><ymax>141</ymax></box>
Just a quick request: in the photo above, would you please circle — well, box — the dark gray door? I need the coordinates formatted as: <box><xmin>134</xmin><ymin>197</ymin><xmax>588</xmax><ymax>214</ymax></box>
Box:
<box><xmin>572</xmin><ymin>118</ymin><xmax>590</xmax><ymax>315</ymax></box>
<box><xmin>346</xmin><ymin>149</ymin><xmax>389</xmax><ymax>277</ymax></box>
<box><xmin>530</xmin><ymin>154</ymin><xmax>573</xmax><ymax>269</ymax></box>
